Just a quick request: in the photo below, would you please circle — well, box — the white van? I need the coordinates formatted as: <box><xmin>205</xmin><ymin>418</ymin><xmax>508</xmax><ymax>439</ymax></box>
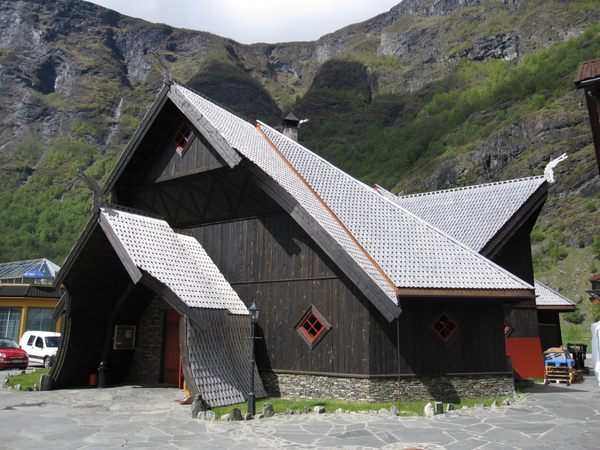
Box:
<box><xmin>19</xmin><ymin>331</ymin><xmax>61</xmax><ymax>368</ymax></box>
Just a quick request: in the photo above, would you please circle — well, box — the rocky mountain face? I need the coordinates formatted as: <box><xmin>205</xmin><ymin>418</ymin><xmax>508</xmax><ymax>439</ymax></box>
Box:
<box><xmin>1</xmin><ymin>0</ymin><xmax>599</xmax><ymax>335</ymax></box>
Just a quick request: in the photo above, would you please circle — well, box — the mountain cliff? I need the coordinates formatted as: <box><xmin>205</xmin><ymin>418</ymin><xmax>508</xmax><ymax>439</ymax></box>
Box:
<box><xmin>1</xmin><ymin>0</ymin><xmax>599</xmax><ymax>341</ymax></box>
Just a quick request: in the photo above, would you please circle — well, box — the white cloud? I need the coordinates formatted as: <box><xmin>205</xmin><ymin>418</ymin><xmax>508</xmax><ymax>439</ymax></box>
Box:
<box><xmin>87</xmin><ymin>0</ymin><xmax>401</xmax><ymax>44</ymax></box>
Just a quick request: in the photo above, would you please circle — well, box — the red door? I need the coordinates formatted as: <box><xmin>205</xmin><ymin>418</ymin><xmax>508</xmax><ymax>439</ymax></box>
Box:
<box><xmin>162</xmin><ymin>309</ymin><xmax>181</xmax><ymax>385</ymax></box>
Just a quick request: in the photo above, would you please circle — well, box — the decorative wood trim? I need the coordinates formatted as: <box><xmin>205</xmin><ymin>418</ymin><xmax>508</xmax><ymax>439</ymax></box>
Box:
<box><xmin>397</xmin><ymin>287</ymin><xmax>535</xmax><ymax>299</ymax></box>
<box><xmin>482</xmin><ymin>183</ymin><xmax>548</xmax><ymax>259</ymax></box>
<box><xmin>104</xmin><ymin>83</ymin><xmax>172</xmax><ymax>195</ymax></box>
<box><xmin>167</xmin><ymin>88</ymin><xmax>242</xmax><ymax>169</ymax></box>
<box><xmin>256</xmin><ymin>123</ymin><xmax>399</xmax><ymax>295</ymax></box>
<box><xmin>248</xmin><ymin>163</ymin><xmax>402</xmax><ymax>322</ymax></box>
<box><xmin>97</xmin><ymin>214</ymin><xmax>143</xmax><ymax>284</ymax></box>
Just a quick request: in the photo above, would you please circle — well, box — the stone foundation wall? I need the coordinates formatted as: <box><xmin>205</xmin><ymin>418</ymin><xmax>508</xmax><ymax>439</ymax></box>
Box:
<box><xmin>261</xmin><ymin>372</ymin><xmax>514</xmax><ymax>403</ymax></box>
<box><xmin>125</xmin><ymin>296</ymin><xmax>165</xmax><ymax>384</ymax></box>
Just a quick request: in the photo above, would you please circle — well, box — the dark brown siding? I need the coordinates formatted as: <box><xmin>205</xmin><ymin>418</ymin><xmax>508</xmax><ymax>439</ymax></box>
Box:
<box><xmin>191</xmin><ymin>213</ymin><xmax>374</xmax><ymax>375</ymax></box>
<box><xmin>390</xmin><ymin>299</ymin><xmax>508</xmax><ymax>375</ymax></box>
<box><xmin>538</xmin><ymin>310</ymin><xmax>562</xmax><ymax>350</ymax></box>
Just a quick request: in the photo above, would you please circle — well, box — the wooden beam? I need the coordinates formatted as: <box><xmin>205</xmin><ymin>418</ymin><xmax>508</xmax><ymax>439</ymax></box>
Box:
<box><xmin>167</xmin><ymin>88</ymin><xmax>242</xmax><ymax>169</ymax></box>
<box><xmin>248</xmin><ymin>163</ymin><xmax>402</xmax><ymax>322</ymax></box>
<box><xmin>104</xmin><ymin>83</ymin><xmax>172</xmax><ymax>195</ymax></box>
<box><xmin>397</xmin><ymin>287</ymin><xmax>534</xmax><ymax>299</ymax></box>
<box><xmin>97</xmin><ymin>214</ymin><xmax>143</xmax><ymax>284</ymax></box>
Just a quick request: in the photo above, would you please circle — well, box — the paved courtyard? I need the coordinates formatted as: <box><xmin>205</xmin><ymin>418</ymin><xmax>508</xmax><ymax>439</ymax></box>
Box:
<box><xmin>0</xmin><ymin>368</ymin><xmax>599</xmax><ymax>449</ymax></box>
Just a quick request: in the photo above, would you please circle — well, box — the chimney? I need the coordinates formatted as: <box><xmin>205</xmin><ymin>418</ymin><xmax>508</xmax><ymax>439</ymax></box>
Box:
<box><xmin>282</xmin><ymin>112</ymin><xmax>301</xmax><ymax>141</ymax></box>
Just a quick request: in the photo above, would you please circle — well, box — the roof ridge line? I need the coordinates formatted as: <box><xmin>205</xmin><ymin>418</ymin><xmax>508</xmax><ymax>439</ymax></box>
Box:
<box><xmin>398</xmin><ymin>176</ymin><xmax>546</xmax><ymax>199</ymax></box>
<box><xmin>255</xmin><ymin>122</ymin><xmax>399</xmax><ymax>294</ymax></box>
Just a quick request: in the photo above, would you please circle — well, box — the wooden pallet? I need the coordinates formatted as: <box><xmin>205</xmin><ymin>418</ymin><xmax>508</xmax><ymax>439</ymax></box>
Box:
<box><xmin>544</xmin><ymin>366</ymin><xmax>584</xmax><ymax>385</ymax></box>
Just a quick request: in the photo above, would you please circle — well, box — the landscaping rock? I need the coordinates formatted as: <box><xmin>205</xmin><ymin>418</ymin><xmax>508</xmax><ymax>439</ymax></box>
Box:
<box><xmin>390</xmin><ymin>406</ymin><xmax>398</xmax><ymax>416</ymax></box>
<box><xmin>40</xmin><ymin>374</ymin><xmax>52</xmax><ymax>391</ymax></box>
<box><xmin>378</xmin><ymin>408</ymin><xmax>389</xmax><ymax>415</ymax></box>
<box><xmin>221</xmin><ymin>414</ymin><xmax>232</xmax><ymax>421</ymax></box>
<box><xmin>198</xmin><ymin>411</ymin><xmax>215</xmax><ymax>421</ymax></box>
<box><xmin>263</xmin><ymin>402</ymin><xmax>275</xmax><ymax>418</ymax></box>
<box><xmin>335</xmin><ymin>408</ymin><xmax>344</xmax><ymax>414</ymax></box>
<box><xmin>303</xmin><ymin>406</ymin><xmax>309</xmax><ymax>414</ymax></box>
<box><xmin>491</xmin><ymin>400</ymin><xmax>498</xmax><ymax>409</ymax></box>
<box><xmin>502</xmin><ymin>398</ymin><xmax>511</xmax><ymax>406</ymax></box>
<box><xmin>435</xmin><ymin>402</ymin><xmax>443</xmax><ymax>414</ymax></box>
<box><xmin>446</xmin><ymin>403</ymin><xmax>455</xmax><ymax>412</ymax></box>
<box><xmin>256</xmin><ymin>413</ymin><xmax>264</xmax><ymax>419</ymax></box>
<box><xmin>244</xmin><ymin>413</ymin><xmax>253</xmax><ymax>420</ymax></box>
<box><xmin>286</xmin><ymin>408</ymin><xmax>293</xmax><ymax>415</ymax></box>
<box><xmin>231</xmin><ymin>408</ymin><xmax>243</xmax><ymax>421</ymax></box>
<box><xmin>424</xmin><ymin>402</ymin><xmax>434</xmax><ymax>417</ymax></box>
<box><xmin>191</xmin><ymin>394</ymin><xmax>205</xmax><ymax>418</ymax></box>
<box><xmin>313</xmin><ymin>406</ymin><xmax>325</xmax><ymax>414</ymax></box>
<box><xmin>474</xmin><ymin>403</ymin><xmax>484</xmax><ymax>409</ymax></box>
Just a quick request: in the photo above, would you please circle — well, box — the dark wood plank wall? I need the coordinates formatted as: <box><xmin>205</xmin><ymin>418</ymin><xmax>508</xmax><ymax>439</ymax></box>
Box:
<box><xmin>54</xmin><ymin>228</ymin><xmax>132</xmax><ymax>387</ymax></box>
<box><xmin>503</xmin><ymin>300</ymin><xmax>539</xmax><ymax>337</ymax></box>
<box><xmin>372</xmin><ymin>299</ymin><xmax>508</xmax><ymax>375</ymax></box>
<box><xmin>492</xmin><ymin>221</ymin><xmax>535</xmax><ymax>285</ymax></box>
<box><xmin>537</xmin><ymin>310</ymin><xmax>562</xmax><ymax>350</ymax></box>
<box><xmin>191</xmin><ymin>213</ymin><xmax>374</xmax><ymax>376</ymax></box>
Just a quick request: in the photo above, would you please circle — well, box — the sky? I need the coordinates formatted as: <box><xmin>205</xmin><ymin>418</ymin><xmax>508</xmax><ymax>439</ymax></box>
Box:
<box><xmin>87</xmin><ymin>0</ymin><xmax>402</xmax><ymax>44</ymax></box>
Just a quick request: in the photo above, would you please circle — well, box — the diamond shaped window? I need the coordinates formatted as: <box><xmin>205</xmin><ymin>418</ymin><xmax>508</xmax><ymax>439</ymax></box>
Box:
<box><xmin>431</xmin><ymin>312</ymin><xmax>459</xmax><ymax>344</ymax></box>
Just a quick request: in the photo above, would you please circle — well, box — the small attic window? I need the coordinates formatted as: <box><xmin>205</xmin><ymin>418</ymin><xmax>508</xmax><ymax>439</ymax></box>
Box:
<box><xmin>296</xmin><ymin>306</ymin><xmax>331</xmax><ymax>349</ymax></box>
<box><xmin>174</xmin><ymin>123</ymin><xmax>195</xmax><ymax>156</ymax></box>
<box><xmin>431</xmin><ymin>312</ymin><xmax>459</xmax><ymax>344</ymax></box>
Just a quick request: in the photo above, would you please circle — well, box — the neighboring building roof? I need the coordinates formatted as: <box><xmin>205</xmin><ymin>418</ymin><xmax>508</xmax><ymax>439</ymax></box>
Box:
<box><xmin>0</xmin><ymin>284</ymin><xmax>62</xmax><ymax>298</ymax></box>
<box><xmin>98</xmin><ymin>207</ymin><xmax>248</xmax><ymax>315</ymax></box>
<box><xmin>174</xmin><ymin>83</ymin><xmax>533</xmax><ymax>302</ymax></box>
<box><xmin>0</xmin><ymin>258</ymin><xmax>60</xmax><ymax>284</ymax></box>
<box><xmin>376</xmin><ymin>177</ymin><xmax>547</xmax><ymax>254</ymax></box>
<box><xmin>575</xmin><ymin>59</ymin><xmax>600</xmax><ymax>87</ymax></box>
<box><xmin>534</xmin><ymin>281</ymin><xmax>576</xmax><ymax>310</ymax></box>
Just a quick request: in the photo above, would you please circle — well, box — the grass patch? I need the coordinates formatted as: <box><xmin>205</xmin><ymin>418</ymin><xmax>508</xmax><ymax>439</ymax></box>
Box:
<box><xmin>6</xmin><ymin>368</ymin><xmax>49</xmax><ymax>390</ymax></box>
<box><xmin>210</xmin><ymin>395</ymin><xmax>511</xmax><ymax>417</ymax></box>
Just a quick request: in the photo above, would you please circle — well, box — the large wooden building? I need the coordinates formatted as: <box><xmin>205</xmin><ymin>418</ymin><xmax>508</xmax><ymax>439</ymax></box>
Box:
<box><xmin>53</xmin><ymin>81</ymin><xmax>550</xmax><ymax>405</ymax></box>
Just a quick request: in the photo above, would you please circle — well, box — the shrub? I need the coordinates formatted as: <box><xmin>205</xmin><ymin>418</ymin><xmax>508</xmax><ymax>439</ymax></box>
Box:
<box><xmin>586</xmin><ymin>201</ymin><xmax>598</xmax><ymax>213</ymax></box>
<box><xmin>564</xmin><ymin>310</ymin><xmax>585</xmax><ymax>324</ymax></box>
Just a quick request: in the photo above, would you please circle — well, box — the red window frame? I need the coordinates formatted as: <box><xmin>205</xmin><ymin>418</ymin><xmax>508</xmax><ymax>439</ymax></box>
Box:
<box><xmin>431</xmin><ymin>312</ymin><xmax>459</xmax><ymax>344</ymax></box>
<box><xmin>174</xmin><ymin>123</ymin><xmax>195</xmax><ymax>156</ymax></box>
<box><xmin>296</xmin><ymin>306</ymin><xmax>331</xmax><ymax>349</ymax></box>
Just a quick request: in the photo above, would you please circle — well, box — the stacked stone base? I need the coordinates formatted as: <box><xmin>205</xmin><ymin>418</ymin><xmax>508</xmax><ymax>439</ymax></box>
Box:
<box><xmin>261</xmin><ymin>372</ymin><xmax>514</xmax><ymax>403</ymax></box>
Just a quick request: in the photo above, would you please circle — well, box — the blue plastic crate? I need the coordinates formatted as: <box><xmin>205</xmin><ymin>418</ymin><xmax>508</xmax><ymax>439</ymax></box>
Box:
<box><xmin>544</xmin><ymin>358</ymin><xmax>575</xmax><ymax>367</ymax></box>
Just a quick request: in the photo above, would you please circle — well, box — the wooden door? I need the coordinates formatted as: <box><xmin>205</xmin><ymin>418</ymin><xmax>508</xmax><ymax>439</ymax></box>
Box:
<box><xmin>162</xmin><ymin>309</ymin><xmax>181</xmax><ymax>385</ymax></box>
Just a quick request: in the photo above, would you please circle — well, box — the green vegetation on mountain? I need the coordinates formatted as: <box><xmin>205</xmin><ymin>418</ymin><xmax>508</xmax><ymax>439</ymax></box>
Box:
<box><xmin>0</xmin><ymin>0</ymin><xmax>599</xmax><ymax>342</ymax></box>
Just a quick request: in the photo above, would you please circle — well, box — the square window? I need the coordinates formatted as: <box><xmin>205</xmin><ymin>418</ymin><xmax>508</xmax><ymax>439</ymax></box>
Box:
<box><xmin>296</xmin><ymin>306</ymin><xmax>331</xmax><ymax>349</ymax></box>
<box><xmin>431</xmin><ymin>312</ymin><xmax>459</xmax><ymax>344</ymax></box>
<box><xmin>174</xmin><ymin>123</ymin><xmax>195</xmax><ymax>156</ymax></box>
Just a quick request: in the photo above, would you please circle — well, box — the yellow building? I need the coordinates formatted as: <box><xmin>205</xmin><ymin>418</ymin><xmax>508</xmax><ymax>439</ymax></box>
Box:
<box><xmin>0</xmin><ymin>259</ymin><xmax>62</xmax><ymax>341</ymax></box>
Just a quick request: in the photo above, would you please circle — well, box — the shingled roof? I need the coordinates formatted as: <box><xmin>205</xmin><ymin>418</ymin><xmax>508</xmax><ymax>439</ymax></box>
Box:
<box><xmin>98</xmin><ymin>206</ymin><xmax>248</xmax><ymax>315</ymax></box>
<box><xmin>170</xmin><ymin>83</ymin><xmax>533</xmax><ymax>308</ymax></box>
<box><xmin>377</xmin><ymin>177</ymin><xmax>547</xmax><ymax>255</ymax></box>
<box><xmin>534</xmin><ymin>281</ymin><xmax>576</xmax><ymax>311</ymax></box>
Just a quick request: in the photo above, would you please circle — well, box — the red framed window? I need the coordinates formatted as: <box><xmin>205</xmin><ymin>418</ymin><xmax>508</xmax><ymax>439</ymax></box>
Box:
<box><xmin>174</xmin><ymin>123</ymin><xmax>195</xmax><ymax>156</ymax></box>
<box><xmin>296</xmin><ymin>306</ymin><xmax>331</xmax><ymax>348</ymax></box>
<box><xmin>431</xmin><ymin>312</ymin><xmax>459</xmax><ymax>344</ymax></box>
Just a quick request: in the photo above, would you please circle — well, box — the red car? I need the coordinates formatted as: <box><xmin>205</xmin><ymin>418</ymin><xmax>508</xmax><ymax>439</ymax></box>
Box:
<box><xmin>0</xmin><ymin>337</ymin><xmax>29</xmax><ymax>370</ymax></box>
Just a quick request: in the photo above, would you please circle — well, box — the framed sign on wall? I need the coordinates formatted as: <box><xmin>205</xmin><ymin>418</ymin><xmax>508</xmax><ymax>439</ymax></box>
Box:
<box><xmin>113</xmin><ymin>325</ymin><xmax>136</xmax><ymax>350</ymax></box>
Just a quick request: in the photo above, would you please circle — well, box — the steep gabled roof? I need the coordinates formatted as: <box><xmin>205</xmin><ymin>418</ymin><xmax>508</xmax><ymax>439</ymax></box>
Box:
<box><xmin>377</xmin><ymin>177</ymin><xmax>547</xmax><ymax>255</ymax></box>
<box><xmin>172</xmin><ymin>83</ymin><xmax>533</xmax><ymax>306</ymax></box>
<box><xmin>98</xmin><ymin>206</ymin><xmax>248</xmax><ymax>315</ymax></box>
<box><xmin>534</xmin><ymin>281</ymin><xmax>576</xmax><ymax>311</ymax></box>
